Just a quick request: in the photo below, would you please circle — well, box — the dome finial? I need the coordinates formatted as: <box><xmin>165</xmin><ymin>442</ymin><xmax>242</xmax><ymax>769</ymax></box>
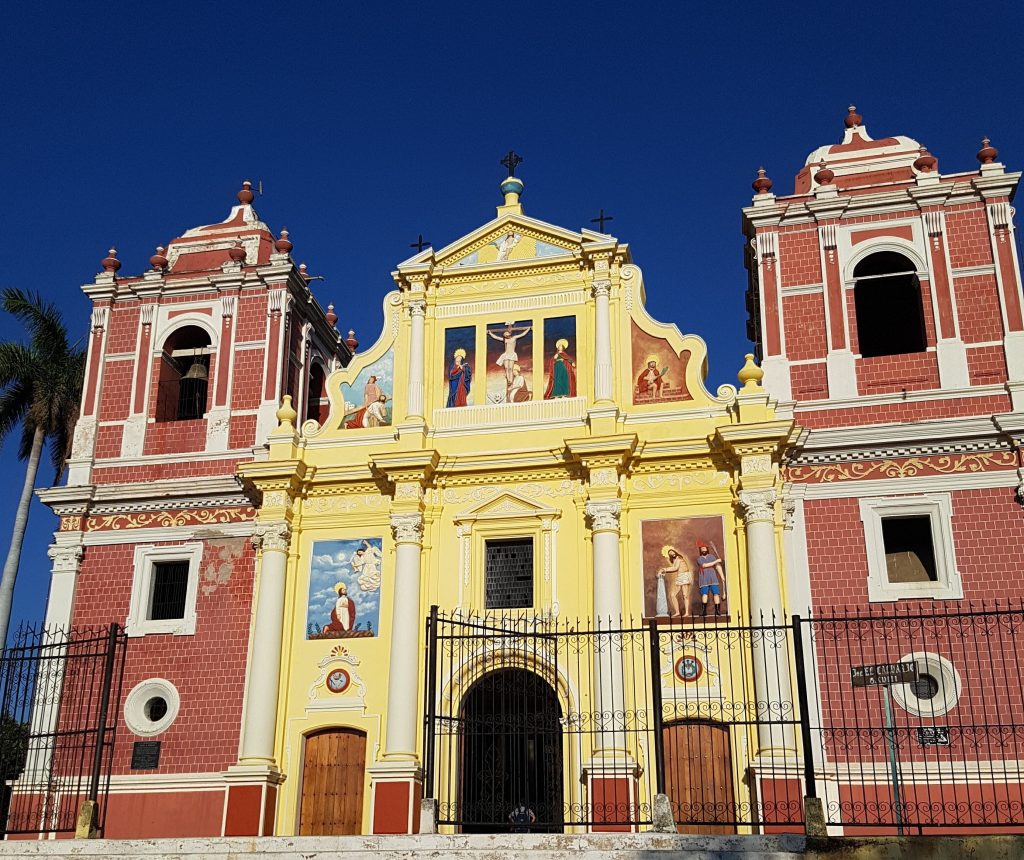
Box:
<box><xmin>814</xmin><ymin>159</ymin><xmax>835</xmax><ymax>185</ymax></box>
<box><xmin>101</xmin><ymin>247</ymin><xmax>121</xmax><ymax>273</ymax></box>
<box><xmin>752</xmin><ymin>166</ymin><xmax>773</xmax><ymax>195</ymax></box>
<box><xmin>845</xmin><ymin>104</ymin><xmax>863</xmax><ymax>128</ymax></box>
<box><xmin>977</xmin><ymin>137</ymin><xmax>999</xmax><ymax>165</ymax></box>
<box><xmin>499</xmin><ymin>150</ymin><xmax>524</xmax><ymax>209</ymax></box>
<box><xmin>149</xmin><ymin>246</ymin><xmax>169</xmax><ymax>270</ymax></box>
<box><xmin>275</xmin><ymin>228</ymin><xmax>293</xmax><ymax>254</ymax></box>
<box><xmin>737</xmin><ymin>354</ymin><xmax>764</xmax><ymax>392</ymax></box>
<box><xmin>237</xmin><ymin>180</ymin><xmax>255</xmax><ymax>205</ymax></box>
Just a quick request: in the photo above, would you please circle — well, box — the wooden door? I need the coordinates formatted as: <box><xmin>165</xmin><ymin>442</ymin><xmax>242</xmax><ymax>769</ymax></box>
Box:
<box><xmin>663</xmin><ymin>721</ymin><xmax>736</xmax><ymax>835</ymax></box>
<box><xmin>299</xmin><ymin>728</ymin><xmax>366</xmax><ymax>835</ymax></box>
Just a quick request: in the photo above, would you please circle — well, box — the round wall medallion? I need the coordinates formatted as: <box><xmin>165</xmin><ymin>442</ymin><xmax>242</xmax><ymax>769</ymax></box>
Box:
<box><xmin>326</xmin><ymin>668</ymin><xmax>351</xmax><ymax>694</ymax></box>
<box><xmin>674</xmin><ymin>655</ymin><xmax>703</xmax><ymax>683</ymax></box>
<box><xmin>124</xmin><ymin>678</ymin><xmax>180</xmax><ymax>737</ymax></box>
<box><xmin>890</xmin><ymin>652</ymin><xmax>962</xmax><ymax>717</ymax></box>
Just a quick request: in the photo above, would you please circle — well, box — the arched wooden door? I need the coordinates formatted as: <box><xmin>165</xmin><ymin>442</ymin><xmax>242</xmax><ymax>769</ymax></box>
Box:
<box><xmin>299</xmin><ymin>727</ymin><xmax>367</xmax><ymax>835</ymax></box>
<box><xmin>663</xmin><ymin>720</ymin><xmax>736</xmax><ymax>834</ymax></box>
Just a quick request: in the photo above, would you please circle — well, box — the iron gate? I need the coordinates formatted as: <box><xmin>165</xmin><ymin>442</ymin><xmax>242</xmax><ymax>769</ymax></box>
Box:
<box><xmin>0</xmin><ymin>623</ymin><xmax>127</xmax><ymax>836</ymax></box>
<box><xmin>422</xmin><ymin>607</ymin><xmax>806</xmax><ymax>833</ymax></box>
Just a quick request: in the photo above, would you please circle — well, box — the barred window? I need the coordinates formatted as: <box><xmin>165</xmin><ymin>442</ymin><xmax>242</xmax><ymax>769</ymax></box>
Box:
<box><xmin>148</xmin><ymin>561</ymin><xmax>190</xmax><ymax>620</ymax></box>
<box><xmin>484</xmin><ymin>538</ymin><xmax>534</xmax><ymax>610</ymax></box>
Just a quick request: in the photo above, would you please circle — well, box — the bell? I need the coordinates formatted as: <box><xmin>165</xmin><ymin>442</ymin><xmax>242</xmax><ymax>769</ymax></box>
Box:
<box><xmin>182</xmin><ymin>359</ymin><xmax>208</xmax><ymax>381</ymax></box>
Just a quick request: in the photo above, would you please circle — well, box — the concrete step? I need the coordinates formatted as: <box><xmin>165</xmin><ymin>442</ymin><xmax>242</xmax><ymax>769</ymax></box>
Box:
<box><xmin>0</xmin><ymin>833</ymin><xmax>806</xmax><ymax>859</ymax></box>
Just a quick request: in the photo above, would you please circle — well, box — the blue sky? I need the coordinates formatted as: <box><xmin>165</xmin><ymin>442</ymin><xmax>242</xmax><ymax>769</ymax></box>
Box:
<box><xmin>1</xmin><ymin>2</ymin><xmax>1021</xmax><ymax>629</ymax></box>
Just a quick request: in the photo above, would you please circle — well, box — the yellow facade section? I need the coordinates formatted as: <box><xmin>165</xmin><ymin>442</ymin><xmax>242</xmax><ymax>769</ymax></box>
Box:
<box><xmin>239</xmin><ymin>182</ymin><xmax>796</xmax><ymax>835</ymax></box>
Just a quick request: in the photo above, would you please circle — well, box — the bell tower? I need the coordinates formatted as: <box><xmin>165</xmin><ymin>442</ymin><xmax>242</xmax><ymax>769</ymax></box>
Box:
<box><xmin>743</xmin><ymin>107</ymin><xmax>1024</xmax><ymax>417</ymax></box>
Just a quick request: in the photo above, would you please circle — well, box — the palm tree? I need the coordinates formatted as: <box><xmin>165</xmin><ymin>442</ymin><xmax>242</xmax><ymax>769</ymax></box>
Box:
<box><xmin>0</xmin><ymin>289</ymin><xmax>85</xmax><ymax>649</ymax></box>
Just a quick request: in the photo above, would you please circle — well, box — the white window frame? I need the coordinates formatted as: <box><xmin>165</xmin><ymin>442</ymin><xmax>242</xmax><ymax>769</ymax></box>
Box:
<box><xmin>123</xmin><ymin>677</ymin><xmax>181</xmax><ymax>736</ymax></box>
<box><xmin>126</xmin><ymin>543</ymin><xmax>203</xmax><ymax>637</ymax></box>
<box><xmin>890</xmin><ymin>651</ymin><xmax>962</xmax><ymax>718</ymax></box>
<box><xmin>859</xmin><ymin>494</ymin><xmax>963</xmax><ymax>602</ymax></box>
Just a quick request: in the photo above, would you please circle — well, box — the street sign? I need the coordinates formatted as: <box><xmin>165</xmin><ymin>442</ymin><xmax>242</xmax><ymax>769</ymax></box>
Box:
<box><xmin>851</xmin><ymin>661</ymin><xmax>918</xmax><ymax>688</ymax></box>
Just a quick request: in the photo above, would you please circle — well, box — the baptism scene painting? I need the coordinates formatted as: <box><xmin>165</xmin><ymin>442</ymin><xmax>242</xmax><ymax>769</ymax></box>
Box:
<box><xmin>307</xmin><ymin>538</ymin><xmax>383</xmax><ymax>639</ymax></box>
<box><xmin>542</xmin><ymin>315</ymin><xmax>577</xmax><ymax>399</ymax></box>
<box><xmin>640</xmin><ymin>516</ymin><xmax>729</xmax><ymax>622</ymax></box>
<box><xmin>444</xmin><ymin>325</ymin><xmax>476</xmax><ymax>407</ymax></box>
<box><xmin>631</xmin><ymin>321</ymin><xmax>692</xmax><ymax>405</ymax></box>
<box><xmin>486</xmin><ymin>320</ymin><xmax>533</xmax><ymax>403</ymax></box>
<box><xmin>340</xmin><ymin>350</ymin><xmax>393</xmax><ymax>429</ymax></box>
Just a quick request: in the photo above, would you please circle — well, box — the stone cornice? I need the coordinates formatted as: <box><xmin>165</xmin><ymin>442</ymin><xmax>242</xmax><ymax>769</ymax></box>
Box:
<box><xmin>369</xmin><ymin>450</ymin><xmax>440</xmax><ymax>485</ymax></box>
<box><xmin>236</xmin><ymin>459</ymin><xmax>311</xmax><ymax>499</ymax></box>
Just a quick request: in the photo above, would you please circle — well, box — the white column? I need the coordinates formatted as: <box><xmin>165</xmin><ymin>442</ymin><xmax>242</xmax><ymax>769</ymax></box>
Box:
<box><xmin>586</xmin><ymin>499</ymin><xmax>625</xmax><ymax>752</ymax></box>
<box><xmin>384</xmin><ymin>513</ymin><xmax>424</xmax><ymax>758</ymax></box>
<box><xmin>592</xmin><ymin>280</ymin><xmax>613</xmax><ymax>402</ymax></box>
<box><xmin>406</xmin><ymin>299</ymin><xmax>426</xmax><ymax>420</ymax></box>
<box><xmin>238</xmin><ymin>521</ymin><xmax>291</xmax><ymax>764</ymax></box>
<box><xmin>21</xmin><ymin>543</ymin><xmax>84</xmax><ymax>784</ymax></box>
<box><xmin>739</xmin><ymin>489</ymin><xmax>795</xmax><ymax>753</ymax></box>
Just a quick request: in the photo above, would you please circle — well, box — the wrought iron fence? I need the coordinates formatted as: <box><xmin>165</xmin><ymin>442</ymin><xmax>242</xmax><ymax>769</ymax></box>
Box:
<box><xmin>422</xmin><ymin>607</ymin><xmax>805</xmax><ymax>833</ymax></box>
<box><xmin>0</xmin><ymin>623</ymin><xmax>127</xmax><ymax>837</ymax></box>
<box><xmin>423</xmin><ymin>603</ymin><xmax>1024</xmax><ymax>835</ymax></box>
<box><xmin>803</xmin><ymin>603</ymin><xmax>1024</xmax><ymax>834</ymax></box>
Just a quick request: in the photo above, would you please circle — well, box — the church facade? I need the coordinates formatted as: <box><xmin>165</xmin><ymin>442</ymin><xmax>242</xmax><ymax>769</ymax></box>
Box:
<box><xmin>21</xmin><ymin>108</ymin><xmax>1024</xmax><ymax>840</ymax></box>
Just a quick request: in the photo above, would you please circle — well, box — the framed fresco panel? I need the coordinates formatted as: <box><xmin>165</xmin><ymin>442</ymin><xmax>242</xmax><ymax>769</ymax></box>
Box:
<box><xmin>443</xmin><ymin>325</ymin><xmax>476</xmax><ymax>407</ymax></box>
<box><xmin>340</xmin><ymin>350</ymin><xmax>394</xmax><ymax>429</ymax></box>
<box><xmin>542</xmin><ymin>315</ymin><xmax>578</xmax><ymax>399</ymax></box>
<box><xmin>640</xmin><ymin>516</ymin><xmax>728</xmax><ymax>621</ymax></box>
<box><xmin>307</xmin><ymin>538</ymin><xmax>383</xmax><ymax>639</ymax></box>
<box><xmin>485</xmin><ymin>320</ymin><xmax>533</xmax><ymax>404</ymax></box>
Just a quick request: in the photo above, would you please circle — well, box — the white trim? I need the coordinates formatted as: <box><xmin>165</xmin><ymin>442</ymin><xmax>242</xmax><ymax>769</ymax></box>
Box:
<box><xmin>83</xmin><ymin>521</ymin><xmax>254</xmax><ymax>546</ymax></box>
<box><xmin>124</xmin><ymin>678</ymin><xmax>181</xmax><ymax>736</ymax></box>
<box><xmin>107</xmin><ymin>771</ymin><xmax>227</xmax><ymax>793</ymax></box>
<box><xmin>794</xmin><ymin>382</ymin><xmax>1008</xmax><ymax>413</ymax></box>
<box><xmin>890</xmin><ymin>651</ymin><xmax>962</xmax><ymax>718</ymax></box>
<box><xmin>801</xmin><ymin>468</ymin><xmax>1019</xmax><ymax>499</ymax></box>
<box><xmin>952</xmin><ymin>264</ymin><xmax>997</xmax><ymax>278</ymax></box>
<box><xmin>94</xmin><ymin>449</ymin><xmax>253</xmax><ymax>467</ymax></box>
<box><xmin>780</xmin><ymin>282</ymin><xmax>824</xmax><ymax>295</ymax></box>
<box><xmin>858</xmin><ymin>494</ymin><xmax>963</xmax><ymax>603</ymax></box>
<box><xmin>126</xmin><ymin>543</ymin><xmax>203</xmax><ymax>636</ymax></box>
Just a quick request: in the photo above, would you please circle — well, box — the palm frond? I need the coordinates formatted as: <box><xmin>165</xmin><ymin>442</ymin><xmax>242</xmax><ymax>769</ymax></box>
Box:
<box><xmin>0</xmin><ymin>342</ymin><xmax>33</xmax><ymax>390</ymax></box>
<box><xmin>0</xmin><ymin>381</ymin><xmax>31</xmax><ymax>444</ymax></box>
<box><xmin>17</xmin><ymin>417</ymin><xmax>37</xmax><ymax>461</ymax></box>
<box><xmin>1</xmin><ymin>289</ymin><xmax>70</xmax><ymax>358</ymax></box>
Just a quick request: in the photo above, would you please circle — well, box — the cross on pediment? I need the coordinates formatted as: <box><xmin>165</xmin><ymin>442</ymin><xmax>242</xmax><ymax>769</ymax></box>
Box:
<box><xmin>591</xmin><ymin>208</ymin><xmax>614</xmax><ymax>233</ymax></box>
<box><xmin>410</xmin><ymin>234</ymin><xmax>430</xmax><ymax>253</ymax></box>
<box><xmin>500</xmin><ymin>150</ymin><xmax>523</xmax><ymax>177</ymax></box>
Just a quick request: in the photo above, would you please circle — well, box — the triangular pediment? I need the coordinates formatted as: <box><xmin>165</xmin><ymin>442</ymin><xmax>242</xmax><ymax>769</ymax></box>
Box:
<box><xmin>422</xmin><ymin>213</ymin><xmax>611</xmax><ymax>271</ymax></box>
<box><xmin>454</xmin><ymin>490</ymin><xmax>560</xmax><ymax>522</ymax></box>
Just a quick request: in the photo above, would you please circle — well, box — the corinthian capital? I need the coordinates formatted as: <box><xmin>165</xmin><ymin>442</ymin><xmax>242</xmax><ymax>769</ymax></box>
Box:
<box><xmin>585</xmin><ymin>499</ymin><xmax>621</xmax><ymax>533</ymax></box>
<box><xmin>47</xmin><ymin>544</ymin><xmax>83</xmax><ymax>574</ymax></box>
<box><xmin>738</xmin><ymin>489</ymin><xmax>777</xmax><ymax>525</ymax></box>
<box><xmin>591</xmin><ymin>279</ymin><xmax>611</xmax><ymax>299</ymax></box>
<box><xmin>408</xmin><ymin>299</ymin><xmax>426</xmax><ymax>317</ymax></box>
<box><xmin>391</xmin><ymin>513</ymin><xmax>424</xmax><ymax>545</ymax></box>
<box><xmin>252</xmin><ymin>521</ymin><xmax>292</xmax><ymax>552</ymax></box>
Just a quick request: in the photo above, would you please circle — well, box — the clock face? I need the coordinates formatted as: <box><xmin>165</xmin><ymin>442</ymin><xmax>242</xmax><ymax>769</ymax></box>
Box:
<box><xmin>326</xmin><ymin>668</ymin><xmax>351</xmax><ymax>694</ymax></box>
<box><xmin>674</xmin><ymin>655</ymin><xmax>703</xmax><ymax>683</ymax></box>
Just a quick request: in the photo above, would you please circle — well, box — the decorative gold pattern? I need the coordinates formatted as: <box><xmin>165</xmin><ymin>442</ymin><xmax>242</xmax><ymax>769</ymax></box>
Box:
<box><xmin>85</xmin><ymin>508</ymin><xmax>253</xmax><ymax>532</ymax></box>
<box><xmin>786</xmin><ymin>451</ymin><xmax>1018</xmax><ymax>484</ymax></box>
<box><xmin>60</xmin><ymin>516</ymin><xmax>83</xmax><ymax>532</ymax></box>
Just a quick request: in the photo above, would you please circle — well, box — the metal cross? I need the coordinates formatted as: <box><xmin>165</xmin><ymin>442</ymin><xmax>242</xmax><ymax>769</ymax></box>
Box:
<box><xmin>591</xmin><ymin>208</ymin><xmax>614</xmax><ymax>233</ymax></box>
<box><xmin>500</xmin><ymin>150</ymin><xmax>523</xmax><ymax>177</ymax></box>
<box><xmin>410</xmin><ymin>234</ymin><xmax>430</xmax><ymax>252</ymax></box>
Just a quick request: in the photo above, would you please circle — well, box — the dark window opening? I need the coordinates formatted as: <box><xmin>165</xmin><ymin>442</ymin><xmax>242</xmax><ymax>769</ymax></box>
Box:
<box><xmin>485</xmin><ymin>538</ymin><xmax>534</xmax><ymax>609</ymax></box>
<box><xmin>853</xmin><ymin>252</ymin><xmax>927</xmax><ymax>358</ymax></box>
<box><xmin>881</xmin><ymin>516</ymin><xmax>937</xmax><ymax>584</ymax></box>
<box><xmin>306</xmin><ymin>363</ymin><xmax>328</xmax><ymax>424</ymax></box>
<box><xmin>149</xmin><ymin>561</ymin><xmax>190</xmax><ymax>620</ymax></box>
<box><xmin>155</xmin><ymin>326</ymin><xmax>213</xmax><ymax>421</ymax></box>
<box><xmin>911</xmin><ymin>673</ymin><xmax>940</xmax><ymax>701</ymax></box>
<box><xmin>145</xmin><ymin>696</ymin><xmax>168</xmax><ymax>722</ymax></box>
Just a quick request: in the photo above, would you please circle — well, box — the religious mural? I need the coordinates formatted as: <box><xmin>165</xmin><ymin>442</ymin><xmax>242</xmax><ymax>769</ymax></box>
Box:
<box><xmin>631</xmin><ymin>321</ymin><xmax>691</xmax><ymax>404</ymax></box>
<box><xmin>307</xmin><ymin>538</ymin><xmax>383</xmax><ymax>639</ymax></box>
<box><xmin>542</xmin><ymin>315</ymin><xmax>577</xmax><ymax>399</ymax></box>
<box><xmin>486</xmin><ymin>320</ymin><xmax>533</xmax><ymax>403</ymax></box>
<box><xmin>341</xmin><ymin>350</ymin><xmax>393</xmax><ymax>429</ymax></box>
<box><xmin>444</xmin><ymin>326</ymin><xmax>475</xmax><ymax>407</ymax></box>
<box><xmin>640</xmin><ymin>516</ymin><xmax>728</xmax><ymax>620</ymax></box>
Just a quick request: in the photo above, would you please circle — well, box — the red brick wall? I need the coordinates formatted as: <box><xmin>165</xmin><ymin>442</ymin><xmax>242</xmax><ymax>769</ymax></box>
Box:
<box><xmin>946</xmin><ymin>204</ymin><xmax>994</xmax><ymax>269</ymax></box>
<box><xmin>955</xmin><ymin>274</ymin><xmax>1005</xmax><ymax>344</ymax></box>
<box><xmin>967</xmin><ymin>345</ymin><xmax>1007</xmax><ymax>386</ymax></box>
<box><xmin>104</xmin><ymin>306</ymin><xmax>140</xmax><ymax>354</ymax></box>
<box><xmin>856</xmin><ymin>352</ymin><xmax>940</xmax><ymax>396</ymax></box>
<box><xmin>778</xmin><ymin>228</ymin><xmax>821</xmax><ymax>287</ymax></box>
<box><xmin>781</xmin><ymin>292</ymin><xmax>828</xmax><ymax>360</ymax></box>
<box><xmin>70</xmin><ymin>537</ymin><xmax>256</xmax><ymax>775</ymax></box>
<box><xmin>790</xmin><ymin>362</ymin><xmax>828</xmax><ymax>399</ymax></box>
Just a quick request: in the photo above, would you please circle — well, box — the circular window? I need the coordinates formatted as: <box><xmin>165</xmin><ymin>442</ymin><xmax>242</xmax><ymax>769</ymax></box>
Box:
<box><xmin>124</xmin><ymin>679</ymin><xmax>180</xmax><ymax>737</ymax></box>
<box><xmin>890</xmin><ymin>653</ymin><xmax>961</xmax><ymax>717</ymax></box>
